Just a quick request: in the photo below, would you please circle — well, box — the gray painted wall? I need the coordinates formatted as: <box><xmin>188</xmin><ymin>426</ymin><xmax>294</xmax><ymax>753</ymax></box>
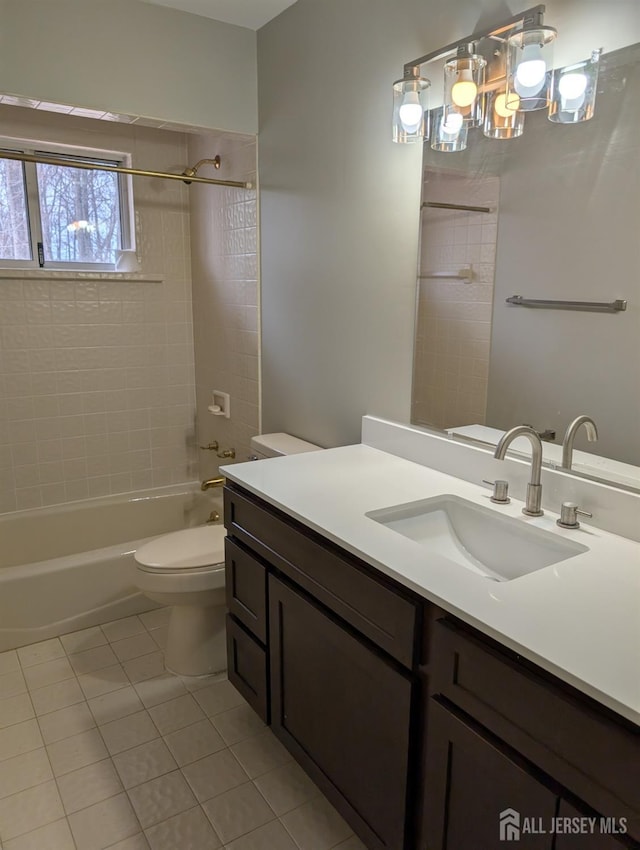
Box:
<box><xmin>0</xmin><ymin>0</ymin><xmax>257</xmax><ymax>134</ymax></box>
<box><xmin>257</xmin><ymin>0</ymin><xmax>640</xmax><ymax>448</ymax></box>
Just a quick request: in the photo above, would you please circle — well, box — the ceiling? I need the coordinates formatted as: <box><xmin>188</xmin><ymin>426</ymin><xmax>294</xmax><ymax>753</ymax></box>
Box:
<box><xmin>139</xmin><ymin>0</ymin><xmax>298</xmax><ymax>30</ymax></box>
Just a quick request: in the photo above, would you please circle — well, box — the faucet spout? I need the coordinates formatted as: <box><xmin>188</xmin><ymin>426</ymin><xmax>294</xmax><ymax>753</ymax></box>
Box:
<box><xmin>201</xmin><ymin>476</ymin><xmax>225</xmax><ymax>491</ymax></box>
<box><xmin>494</xmin><ymin>425</ymin><xmax>544</xmax><ymax>516</ymax></box>
<box><xmin>561</xmin><ymin>415</ymin><xmax>599</xmax><ymax>470</ymax></box>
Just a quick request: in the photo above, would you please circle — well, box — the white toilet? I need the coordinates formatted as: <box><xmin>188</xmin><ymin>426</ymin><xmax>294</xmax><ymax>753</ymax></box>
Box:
<box><xmin>134</xmin><ymin>433</ymin><xmax>322</xmax><ymax>676</ymax></box>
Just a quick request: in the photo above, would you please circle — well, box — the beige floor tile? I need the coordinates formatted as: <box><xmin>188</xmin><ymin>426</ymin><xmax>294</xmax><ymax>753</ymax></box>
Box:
<box><xmin>30</xmin><ymin>677</ymin><xmax>85</xmax><ymax>716</ymax></box>
<box><xmin>100</xmin><ymin>710</ymin><xmax>160</xmax><ymax>756</ymax></box>
<box><xmin>253</xmin><ymin>761</ymin><xmax>320</xmax><ymax>816</ymax></box>
<box><xmin>38</xmin><ymin>702</ymin><xmax>96</xmax><ymax>744</ymax></box>
<box><xmin>192</xmin><ymin>680</ymin><xmax>246</xmax><ymax>718</ymax></box>
<box><xmin>0</xmin><ymin>650</ymin><xmax>20</xmax><ymax>676</ymax></box>
<box><xmin>47</xmin><ymin>728</ymin><xmax>109</xmax><ymax>777</ymax></box>
<box><xmin>280</xmin><ymin>795</ymin><xmax>352</xmax><ymax>850</ymax></box>
<box><xmin>202</xmin><ymin>782</ymin><xmax>275</xmax><ymax>844</ymax></box>
<box><xmin>133</xmin><ymin>675</ymin><xmax>187</xmax><ymax>709</ymax></box>
<box><xmin>211</xmin><ymin>705</ymin><xmax>265</xmax><ymax>747</ymax></box>
<box><xmin>224</xmin><ymin>819</ymin><xmax>299</xmax><ymax>850</ymax></box>
<box><xmin>0</xmin><ymin>719</ymin><xmax>43</xmax><ymax>762</ymax></box>
<box><xmin>0</xmin><ymin>779</ymin><xmax>64</xmax><ymax>840</ymax></box>
<box><xmin>123</xmin><ymin>652</ymin><xmax>165</xmax><ymax>684</ymax></box>
<box><xmin>69</xmin><ymin>645</ymin><xmax>118</xmax><ymax>676</ymax></box>
<box><xmin>127</xmin><ymin>769</ymin><xmax>196</xmax><ymax>829</ymax></box>
<box><xmin>105</xmin><ymin>834</ymin><xmax>150</xmax><ymax>850</ymax></box>
<box><xmin>332</xmin><ymin>835</ymin><xmax>367</xmax><ymax>849</ymax></box>
<box><xmin>68</xmin><ymin>792</ymin><xmax>140</xmax><ymax>850</ymax></box>
<box><xmin>112</xmin><ymin>739</ymin><xmax>177</xmax><ymax>790</ymax></box>
<box><xmin>0</xmin><ymin>670</ymin><xmax>27</xmax><ymax>699</ymax></box>
<box><xmin>181</xmin><ymin>748</ymin><xmax>248</xmax><ymax>803</ymax></box>
<box><xmin>88</xmin><ymin>685</ymin><xmax>144</xmax><ymax>725</ymax></box>
<box><xmin>22</xmin><ymin>657</ymin><xmax>74</xmax><ymax>691</ymax></box>
<box><xmin>0</xmin><ymin>694</ymin><xmax>35</xmax><ymax>730</ymax></box>
<box><xmin>144</xmin><ymin>805</ymin><xmax>221</xmax><ymax>850</ymax></box>
<box><xmin>138</xmin><ymin>609</ymin><xmax>170</xmax><ymax>632</ymax></box>
<box><xmin>17</xmin><ymin>638</ymin><xmax>65</xmax><ymax>669</ymax></box>
<box><xmin>164</xmin><ymin>719</ymin><xmax>226</xmax><ymax>767</ymax></box>
<box><xmin>111</xmin><ymin>634</ymin><xmax>158</xmax><ymax>663</ymax></box>
<box><xmin>101</xmin><ymin>617</ymin><xmax>146</xmax><ymax>643</ymax></box>
<box><xmin>3</xmin><ymin>817</ymin><xmax>75</xmax><ymax>850</ymax></box>
<box><xmin>77</xmin><ymin>664</ymin><xmax>129</xmax><ymax>700</ymax></box>
<box><xmin>230</xmin><ymin>729</ymin><xmax>292</xmax><ymax>779</ymax></box>
<box><xmin>0</xmin><ymin>748</ymin><xmax>52</xmax><ymax>799</ymax></box>
<box><xmin>57</xmin><ymin>757</ymin><xmax>123</xmax><ymax>814</ymax></box>
<box><xmin>60</xmin><ymin>627</ymin><xmax>108</xmax><ymax>655</ymax></box>
<box><xmin>148</xmin><ymin>694</ymin><xmax>205</xmax><ymax>735</ymax></box>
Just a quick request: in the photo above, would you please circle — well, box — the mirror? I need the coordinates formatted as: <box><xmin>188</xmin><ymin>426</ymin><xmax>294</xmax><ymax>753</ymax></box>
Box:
<box><xmin>411</xmin><ymin>43</ymin><xmax>640</xmax><ymax>492</ymax></box>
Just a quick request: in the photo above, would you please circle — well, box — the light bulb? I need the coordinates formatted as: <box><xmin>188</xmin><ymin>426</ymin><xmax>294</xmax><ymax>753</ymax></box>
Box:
<box><xmin>451</xmin><ymin>74</ymin><xmax>478</xmax><ymax>108</ymax></box>
<box><xmin>442</xmin><ymin>112</ymin><xmax>464</xmax><ymax>134</ymax></box>
<box><xmin>558</xmin><ymin>72</ymin><xmax>588</xmax><ymax>100</ymax></box>
<box><xmin>495</xmin><ymin>92</ymin><xmax>519</xmax><ymax>118</ymax></box>
<box><xmin>516</xmin><ymin>43</ymin><xmax>547</xmax><ymax>88</ymax></box>
<box><xmin>399</xmin><ymin>92</ymin><xmax>423</xmax><ymax>132</ymax></box>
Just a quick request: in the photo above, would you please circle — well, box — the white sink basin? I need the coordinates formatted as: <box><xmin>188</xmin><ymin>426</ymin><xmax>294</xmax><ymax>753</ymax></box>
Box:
<box><xmin>366</xmin><ymin>495</ymin><xmax>589</xmax><ymax>582</ymax></box>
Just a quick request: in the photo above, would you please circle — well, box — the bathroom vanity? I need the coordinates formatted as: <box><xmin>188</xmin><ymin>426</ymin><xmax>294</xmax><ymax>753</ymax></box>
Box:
<box><xmin>222</xmin><ymin>429</ymin><xmax>640</xmax><ymax>850</ymax></box>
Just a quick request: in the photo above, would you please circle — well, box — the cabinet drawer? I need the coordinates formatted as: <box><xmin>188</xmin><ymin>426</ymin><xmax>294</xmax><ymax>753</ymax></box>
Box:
<box><xmin>226</xmin><ymin>615</ymin><xmax>268</xmax><ymax>722</ymax></box>
<box><xmin>225</xmin><ymin>538</ymin><xmax>267</xmax><ymax>643</ymax></box>
<box><xmin>224</xmin><ymin>485</ymin><xmax>418</xmax><ymax>668</ymax></box>
<box><xmin>431</xmin><ymin>618</ymin><xmax>640</xmax><ymax>836</ymax></box>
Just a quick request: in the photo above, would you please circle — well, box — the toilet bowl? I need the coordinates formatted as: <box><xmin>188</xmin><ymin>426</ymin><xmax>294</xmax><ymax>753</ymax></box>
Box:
<box><xmin>134</xmin><ymin>433</ymin><xmax>322</xmax><ymax>677</ymax></box>
<box><xmin>135</xmin><ymin>524</ymin><xmax>227</xmax><ymax>676</ymax></box>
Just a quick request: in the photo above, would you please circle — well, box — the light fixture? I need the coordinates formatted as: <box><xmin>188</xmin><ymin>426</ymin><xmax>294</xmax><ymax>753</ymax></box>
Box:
<box><xmin>505</xmin><ymin>12</ymin><xmax>557</xmax><ymax>111</ymax></box>
<box><xmin>431</xmin><ymin>107</ymin><xmax>468</xmax><ymax>152</ymax></box>
<box><xmin>548</xmin><ymin>49</ymin><xmax>602</xmax><ymax>124</ymax></box>
<box><xmin>483</xmin><ymin>89</ymin><xmax>525</xmax><ymax>139</ymax></box>
<box><xmin>444</xmin><ymin>44</ymin><xmax>486</xmax><ymax>128</ymax></box>
<box><xmin>392</xmin><ymin>69</ymin><xmax>431</xmax><ymax>143</ymax></box>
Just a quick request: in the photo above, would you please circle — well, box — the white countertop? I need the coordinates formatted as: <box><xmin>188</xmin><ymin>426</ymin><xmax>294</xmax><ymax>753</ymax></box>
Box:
<box><xmin>223</xmin><ymin>444</ymin><xmax>640</xmax><ymax>725</ymax></box>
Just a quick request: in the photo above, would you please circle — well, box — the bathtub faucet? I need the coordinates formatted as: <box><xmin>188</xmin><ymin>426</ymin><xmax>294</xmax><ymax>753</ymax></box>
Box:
<box><xmin>201</xmin><ymin>476</ymin><xmax>225</xmax><ymax>491</ymax></box>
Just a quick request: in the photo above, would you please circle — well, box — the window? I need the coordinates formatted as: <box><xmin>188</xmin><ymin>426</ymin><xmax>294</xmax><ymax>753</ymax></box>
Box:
<box><xmin>0</xmin><ymin>142</ymin><xmax>133</xmax><ymax>270</ymax></box>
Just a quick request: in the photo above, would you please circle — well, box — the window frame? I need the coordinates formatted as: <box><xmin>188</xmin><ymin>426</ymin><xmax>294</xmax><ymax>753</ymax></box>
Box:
<box><xmin>0</xmin><ymin>137</ymin><xmax>135</xmax><ymax>271</ymax></box>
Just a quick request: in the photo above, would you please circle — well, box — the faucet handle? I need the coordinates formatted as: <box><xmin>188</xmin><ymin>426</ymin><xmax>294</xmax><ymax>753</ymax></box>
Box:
<box><xmin>217</xmin><ymin>448</ymin><xmax>236</xmax><ymax>459</ymax></box>
<box><xmin>482</xmin><ymin>479</ymin><xmax>510</xmax><ymax>504</ymax></box>
<box><xmin>199</xmin><ymin>441</ymin><xmax>219</xmax><ymax>451</ymax></box>
<box><xmin>557</xmin><ymin>502</ymin><xmax>592</xmax><ymax>529</ymax></box>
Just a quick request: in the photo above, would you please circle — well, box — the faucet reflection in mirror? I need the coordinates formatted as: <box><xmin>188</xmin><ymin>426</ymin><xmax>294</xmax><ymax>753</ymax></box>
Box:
<box><xmin>392</xmin><ymin>4</ymin><xmax>601</xmax><ymax>148</ymax></box>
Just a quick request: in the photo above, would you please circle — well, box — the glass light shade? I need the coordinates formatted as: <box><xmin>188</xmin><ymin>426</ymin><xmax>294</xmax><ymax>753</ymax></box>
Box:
<box><xmin>392</xmin><ymin>76</ymin><xmax>431</xmax><ymax>143</ymax></box>
<box><xmin>548</xmin><ymin>50</ymin><xmax>601</xmax><ymax>124</ymax></box>
<box><xmin>506</xmin><ymin>26</ymin><xmax>557</xmax><ymax>111</ymax></box>
<box><xmin>444</xmin><ymin>54</ymin><xmax>486</xmax><ymax>127</ymax></box>
<box><xmin>483</xmin><ymin>89</ymin><xmax>525</xmax><ymax>139</ymax></box>
<box><xmin>430</xmin><ymin>107</ymin><xmax>469</xmax><ymax>152</ymax></box>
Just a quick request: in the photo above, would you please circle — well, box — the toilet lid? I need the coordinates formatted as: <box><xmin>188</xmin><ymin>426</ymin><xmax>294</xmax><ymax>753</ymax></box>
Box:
<box><xmin>135</xmin><ymin>525</ymin><xmax>226</xmax><ymax>570</ymax></box>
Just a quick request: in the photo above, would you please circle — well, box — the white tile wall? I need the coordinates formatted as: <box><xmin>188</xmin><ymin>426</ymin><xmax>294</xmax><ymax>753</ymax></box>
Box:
<box><xmin>412</xmin><ymin>169</ymin><xmax>499</xmax><ymax>431</ymax></box>
<box><xmin>0</xmin><ymin>105</ymin><xmax>197</xmax><ymax>513</ymax></box>
<box><xmin>188</xmin><ymin>133</ymin><xmax>259</xmax><ymax>475</ymax></box>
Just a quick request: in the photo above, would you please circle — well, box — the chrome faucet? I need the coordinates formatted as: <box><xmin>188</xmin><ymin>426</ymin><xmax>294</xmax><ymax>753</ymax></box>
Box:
<box><xmin>201</xmin><ymin>476</ymin><xmax>225</xmax><ymax>491</ymax></box>
<box><xmin>494</xmin><ymin>425</ymin><xmax>544</xmax><ymax>517</ymax></box>
<box><xmin>561</xmin><ymin>415</ymin><xmax>598</xmax><ymax>470</ymax></box>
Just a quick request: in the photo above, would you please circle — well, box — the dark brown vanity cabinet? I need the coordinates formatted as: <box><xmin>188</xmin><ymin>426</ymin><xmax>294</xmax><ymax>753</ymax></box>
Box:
<box><xmin>420</xmin><ymin>618</ymin><xmax>640</xmax><ymax>850</ymax></box>
<box><xmin>224</xmin><ymin>483</ymin><xmax>640</xmax><ymax>850</ymax></box>
<box><xmin>224</xmin><ymin>483</ymin><xmax>422</xmax><ymax>850</ymax></box>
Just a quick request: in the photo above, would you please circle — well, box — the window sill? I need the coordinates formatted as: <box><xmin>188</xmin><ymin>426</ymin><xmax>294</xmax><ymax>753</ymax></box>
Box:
<box><xmin>0</xmin><ymin>269</ymin><xmax>164</xmax><ymax>283</ymax></box>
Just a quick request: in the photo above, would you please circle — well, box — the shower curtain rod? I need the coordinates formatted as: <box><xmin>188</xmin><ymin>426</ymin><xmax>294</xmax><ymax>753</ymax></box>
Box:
<box><xmin>0</xmin><ymin>150</ymin><xmax>253</xmax><ymax>189</ymax></box>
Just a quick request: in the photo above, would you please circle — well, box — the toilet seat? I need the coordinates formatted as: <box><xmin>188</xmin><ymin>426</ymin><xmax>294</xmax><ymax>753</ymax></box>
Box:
<box><xmin>135</xmin><ymin>525</ymin><xmax>226</xmax><ymax>571</ymax></box>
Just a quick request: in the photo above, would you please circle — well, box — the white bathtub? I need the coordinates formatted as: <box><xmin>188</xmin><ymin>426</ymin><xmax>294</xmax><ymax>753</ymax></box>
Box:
<box><xmin>0</xmin><ymin>484</ymin><xmax>222</xmax><ymax>652</ymax></box>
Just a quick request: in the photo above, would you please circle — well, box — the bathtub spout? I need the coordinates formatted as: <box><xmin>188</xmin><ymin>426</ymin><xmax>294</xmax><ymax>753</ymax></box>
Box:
<box><xmin>201</xmin><ymin>476</ymin><xmax>225</xmax><ymax>491</ymax></box>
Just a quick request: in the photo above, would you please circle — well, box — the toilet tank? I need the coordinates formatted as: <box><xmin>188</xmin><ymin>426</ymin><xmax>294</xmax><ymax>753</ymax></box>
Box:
<box><xmin>250</xmin><ymin>433</ymin><xmax>323</xmax><ymax>459</ymax></box>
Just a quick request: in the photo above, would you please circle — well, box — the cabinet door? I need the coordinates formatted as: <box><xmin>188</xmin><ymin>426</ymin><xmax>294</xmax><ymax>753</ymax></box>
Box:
<box><xmin>269</xmin><ymin>574</ymin><xmax>413</xmax><ymax>850</ymax></box>
<box><xmin>422</xmin><ymin>699</ymin><xmax>557</xmax><ymax>850</ymax></box>
<box><xmin>554</xmin><ymin>800</ymin><xmax>633</xmax><ymax>849</ymax></box>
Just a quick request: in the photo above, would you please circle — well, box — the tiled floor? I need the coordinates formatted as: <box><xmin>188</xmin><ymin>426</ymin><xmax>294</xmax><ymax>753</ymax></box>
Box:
<box><xmin>0</xmin><ymin>610</ymin><xmax>366</xmax><ymax>850</ymax></box>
